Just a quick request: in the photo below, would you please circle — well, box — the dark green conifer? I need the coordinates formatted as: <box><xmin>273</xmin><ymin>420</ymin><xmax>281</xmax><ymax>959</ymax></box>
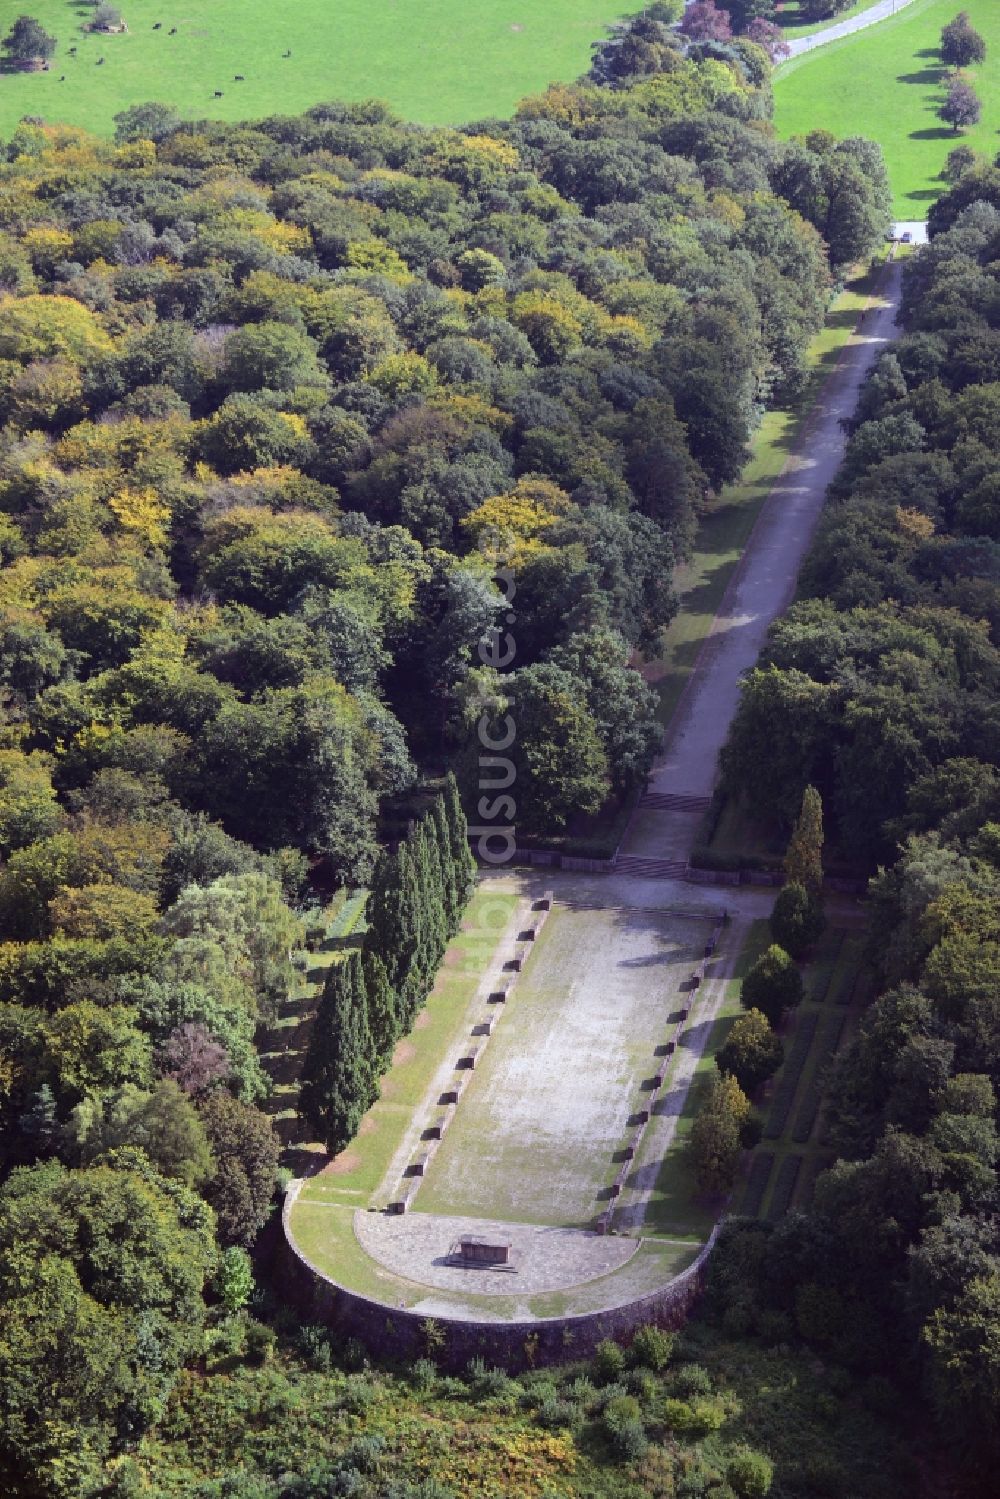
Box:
<box><xmin>444</xmin><ymin>772</ymin><xmax>477</xmax><ymax>911</ymax></box>
<box><xmin>298</xmin><ymin>951</ymin><xmax>376</xmax><ymax>1154</ymax></box>
<box><xmin>362</xmin><ymin>949</ymin><xmax>398</xmax><ymax>1068</ymax></box>
<box><xmin>431</xmin><ymin>795</ymin><xmax>460</xmax><ymax>934</ymax></box>
<box><xmin>414</xmin><ymin>817</ymin><xmax>447</xmax><ymax>988</ymax></box>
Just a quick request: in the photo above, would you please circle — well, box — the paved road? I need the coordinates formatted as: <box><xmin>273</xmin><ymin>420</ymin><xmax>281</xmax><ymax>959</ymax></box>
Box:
<box><xmin>782</xmin><ymin>0</ymin><xmax>919</xmax><ymax>59</ymax></box>
<box><xmin>623</xmin><ymin>258</ymin><xmax>903</xmax><ymax>847</ymax></box>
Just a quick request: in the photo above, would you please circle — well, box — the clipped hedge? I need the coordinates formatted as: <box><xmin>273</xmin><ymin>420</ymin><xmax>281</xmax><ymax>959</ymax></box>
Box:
<box><xmin>763</xmin><ymin>1010</ymin><xmax>818</xmax><ymax>1140</ymax></box>
<box><xmin>766</xmin><ymin>1153</ymin><xmax>803</xmax><ymax>1221</ymax></box>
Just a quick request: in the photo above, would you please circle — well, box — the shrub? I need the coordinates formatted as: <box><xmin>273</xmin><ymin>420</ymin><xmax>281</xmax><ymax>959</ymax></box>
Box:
<box><xmin>244</xmin><ymin>1320</ymin><xmax>277</xmax><ymax>1365</ymax></box>
<box><xmin>410</xmin><ymin>1357</ymin><xmax>437</xmax><ymax>1393</ymax></box>
<box><xmin>770</xmin><ymin>882</ymin><xmax>825</xmax><ymax>959</ymax></box>
<box><xmin>673</xmin><ymin>1362</ymin><xmax>713</xmax><ymax>1398</ymax></box>
<box><xmin>536</xmin><ymin>1395</ymin><xmax>583</xmax><ymax>1433</ymax></box>
<box><xmin>342</xmin><ymin>1374</ymin><xmax>377</xmax><ymax>1414</ymax></box>
<box><xmin>717</xmin><ymin>1008</ymin><xmax>783</xmax><ymax>1094</ymax></box>
<box><xmin>297</xmin><ymin>1323</ymin><xmax>333</xmax><ymax>1371</ymax></box>
<box><xmin>741</xmin><ymin>945</ymin><xmax>804</xmax><ymax>1026</ymax></box>
<box><xmin>603</xmin><ymin>1393</ymin><xmax>648</xmax><ymax>1460</ymax></box>
<box><xmin>663</xmin><ymin>1394</ymin><xmax>726</xmax><ymax>1435</ymax></box>
<box><xmin>593</xmin><ymin>1338</ymin><xmax>626</xmax><ymax>1383</ymax></box>
<box><xmin>726</xmin><ymin>1446</ymin><xmax>775</xmax><ymax>1498</ymax></box>
<box><xmin>630</xmin><ymin>1323</ymin><xmax>675</xmax><ymax>1371</ymax></box>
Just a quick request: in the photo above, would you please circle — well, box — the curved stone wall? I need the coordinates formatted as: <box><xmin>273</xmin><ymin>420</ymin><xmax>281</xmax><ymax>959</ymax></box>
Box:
<box><xmin>281</xmin><ymin>1185</ymin><xmax>721</xmax><ymax>1371</ymax></box>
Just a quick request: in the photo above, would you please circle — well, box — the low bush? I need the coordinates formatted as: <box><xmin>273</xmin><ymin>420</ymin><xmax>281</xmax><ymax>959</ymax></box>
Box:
<box><xmin>593</xmin><ymin>1338</ymin><xmax>626</xmax><ymax>1383</ymax></box>
<box><xmin>630</xmin><ymin>1323</ymin><xmax>676</xmax><ymax>1371</ymax></box>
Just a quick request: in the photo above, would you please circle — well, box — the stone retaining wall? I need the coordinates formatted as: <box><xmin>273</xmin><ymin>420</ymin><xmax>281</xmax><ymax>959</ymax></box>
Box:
<box><xmin>281</xmin><ymin>1187</ymin><xmax>721</xmax><ymax>1371</ymax></box>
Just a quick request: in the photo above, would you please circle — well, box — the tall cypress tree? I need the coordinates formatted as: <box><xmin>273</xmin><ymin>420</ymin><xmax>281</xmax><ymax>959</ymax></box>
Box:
<box><xmin>431</xmin><ymin>795</ymin><xmax>459</xmax><ymax>934</ymax></box>
<box><xmin>362</xmin><ymin>949</ymin><xmax>398</xmax><ymax>1068</ymax></box>
<box><xmin>298</xmin><ymin>952</ymin><xmax>376</xmax><ymax>1154</ymax></box>
<box><xmin>394</xmin><ymin>842</ymin><xmax>425</xmax><ymax>1026</ymax></box>
<box><xmin>444</xmin><ymin>772</ymin><xmax>477</xmax><ymax>911</ymax></box>
<box><xmin>413</xmin><ymin>817</ymin><xmax>447</xmax><ymax>990</ymax></box>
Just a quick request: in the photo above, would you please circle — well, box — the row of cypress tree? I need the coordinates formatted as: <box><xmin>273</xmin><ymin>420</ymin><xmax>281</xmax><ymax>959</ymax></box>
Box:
<box><xmin>298</xmin><ymin>775</ymin><xmax>478</xmax><ymax>1153</ymax></box>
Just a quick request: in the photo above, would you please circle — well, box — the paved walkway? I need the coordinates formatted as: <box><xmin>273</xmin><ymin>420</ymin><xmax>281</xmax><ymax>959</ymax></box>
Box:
<box><xmin>623</xmin><ymin>260</ymin><xmax>903</xmax><ymax>853</ymax></box>
<box><xmin>354</xmin><ymin>1210</ymin><xmax>639</xmax><ymax>1296</ymax></box>
<box><xmin>782</xmin><ymin>0</ymin><xmax>920</xmax><ymax>59</ymax></box>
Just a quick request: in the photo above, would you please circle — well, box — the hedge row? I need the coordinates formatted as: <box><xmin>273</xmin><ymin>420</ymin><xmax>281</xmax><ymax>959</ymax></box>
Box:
<box><xmin>791</xmin><ymin>1013</ymin><xmax>846</xmax><ymax>1144</ymax></box>
<box><xmin>828</xmin><ymin>938</ymin><xmax>863</xmax><ymax>1006</ymax></box>
<box><xmin>766</xmin><ymin>1153</ymin><xmax>803</xmax><ymax>1221</ymax></box>
<box><xmin>807</xmin><ymin>931</ymin><xmax>845</xmax><ymax>1004</ymax></box>
<box><xmin>764</xmin><ymin>1010</ymin><xmax>819</xmax><ymax>1141</ymax></box>
<box><xmin>741</xmin><ymin>1150</ymin><xmax>776</xmax><ymax>1219</ymax></box>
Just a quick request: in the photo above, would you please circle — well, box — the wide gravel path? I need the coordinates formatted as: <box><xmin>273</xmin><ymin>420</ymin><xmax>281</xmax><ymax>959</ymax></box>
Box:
<box><xmin>637</xmin><ymin>259</ymin><xmax>903</xmax><ymax>814</ymax></box>
<box><xmin>782</xmin><ymin>0</ymin><xmax>920</xmax><ymax>59</ymax></box>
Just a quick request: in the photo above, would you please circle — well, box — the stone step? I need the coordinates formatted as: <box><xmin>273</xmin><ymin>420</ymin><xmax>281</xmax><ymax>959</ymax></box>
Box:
<box><xmin>639</xmin><ymin>791</ymin><xmax>712</xmax><ymax>813</ymax></box>
<box><xmin>614</xmin><ymin>855</ymin><xmax>689</xmax><ymax>880</ymax></box>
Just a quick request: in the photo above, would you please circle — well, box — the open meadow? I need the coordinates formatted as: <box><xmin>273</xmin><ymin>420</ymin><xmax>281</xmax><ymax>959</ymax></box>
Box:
<box><xmin>0</xmin><ymin>0</ymin><xmax>634</xmax><ymax>138</ymax></box>
<box><xmin>775</xmin><ymin>0</ymin><xmax>1000</xmax><ymax>216</ymax></box>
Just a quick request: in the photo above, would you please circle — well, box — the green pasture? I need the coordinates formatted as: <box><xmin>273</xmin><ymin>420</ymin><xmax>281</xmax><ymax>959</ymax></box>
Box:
<box><xmin>775</xmin><ymin>0</ymin><xmax>1000</xmax><ymax>216</ymax></box>
<box><xmin>0</xmin><ymin>0</ymin><xmax>635</xmax><ymax>139</ymax></box>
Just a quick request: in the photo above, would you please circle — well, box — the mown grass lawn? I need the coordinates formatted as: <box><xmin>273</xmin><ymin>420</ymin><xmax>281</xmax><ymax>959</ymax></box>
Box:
<box><xmin>775</xmin><ymin>0</ymin><xmax>1000</xmax><ymax>216</ymax></box>
<box><xmin>0</xmin><ymin>0</ymin><xmax>635</xmax><ymax>138</ymax></box>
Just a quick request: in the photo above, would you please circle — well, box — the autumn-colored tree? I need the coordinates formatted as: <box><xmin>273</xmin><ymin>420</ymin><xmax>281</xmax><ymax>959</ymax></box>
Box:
<box><xmin>784</xmin><ymin>785</ymin><xmax>824</xmax><ymax>892</ymax></box>
<box><xmin>691</xmin><ymin>1073</ymin><xmax>751</xmax><ymax>1194</ymax></box>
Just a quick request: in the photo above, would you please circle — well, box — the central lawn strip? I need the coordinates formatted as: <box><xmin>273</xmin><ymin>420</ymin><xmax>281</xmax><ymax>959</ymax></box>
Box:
<box><xmin>640</xmin><ymin>918</ymin><xmax>771</xmax><ymax>1239</ymax></box>
<box><xmin>417</xmin><ymin>904</ymin><xmax>707</xmax><ymax>1228</ymax></box>
<box><xmin>807</xmin><ymin>927</ymin><xmax>846</xmax><ymax>1003</ymax></box>
<box><xmin>647</xmin><ymin>263</ymin><xmax>885</xmax><ymax>730</ymax></box>
<box><xmin>830</xmin><ymin>936</ymin><xmax>866</xmax><ymax>1004</ymax></box>
<box><xmin>296</xmin><ymin>888</ymin><xmax>518</xmax><ymax>1209</ymax></box>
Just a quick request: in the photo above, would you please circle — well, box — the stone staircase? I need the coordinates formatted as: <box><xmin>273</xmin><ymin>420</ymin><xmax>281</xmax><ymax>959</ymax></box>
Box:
<box><xmin>614</xmin><ymin>854</ymin><xmax>689</xmax><ymax>880</ymax></box>
<box><xmin>638</xmin><ymin>790</ymin><xmax>712</xmax><ymax>814</ymax></box>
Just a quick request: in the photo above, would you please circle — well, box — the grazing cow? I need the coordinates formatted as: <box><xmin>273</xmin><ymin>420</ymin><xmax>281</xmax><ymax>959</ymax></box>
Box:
<box><xmin>234</xmin><ymin>74</ymin><xmax>244</xmax><ymax>81</ymax></box>
<box><xmin>59</xmin><ymin>75</ymin><xmax>65</xmax><ymax>82</ymax></box>
<box><xmin>214</xmin><ymin>90</ymin><xmax>223</xmax><ymax>97</ymax></box>
<box><xmin>153</xmin><ymin>22</ymin><xmax>162</xmax><ymax>29</ymax></box>
<box><xmin>169</xmin><ymin>27</ymin><xmax>177</xmax><ymax>34</ymax></box>
<box><xmin>97</xmin><ymin>57</ymin><xmax>104</xmax><ymax>65</ymax></box>
<box><xmin>68</xmin><ymin>45</ymin><xmax>77</xmax><ymax>54</ymax></box>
